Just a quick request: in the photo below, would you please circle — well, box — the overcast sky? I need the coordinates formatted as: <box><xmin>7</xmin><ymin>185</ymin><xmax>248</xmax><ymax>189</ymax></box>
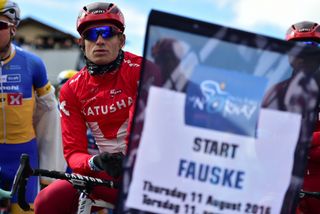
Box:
<box><xmin>13</xmin><ymin>0</ymin><xmax>320</xmax><ymax>55</ymax></box>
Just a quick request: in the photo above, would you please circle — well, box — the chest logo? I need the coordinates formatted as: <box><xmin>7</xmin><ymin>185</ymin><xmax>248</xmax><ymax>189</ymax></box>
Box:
<box><xmin>110</xmin><ymin>89</ymin><xmax>122</xmax><ymax>97</ymax></box>
<box><xmin>8</xmin><ymin>93</ymin><xmax>22</xmax><ymax>105</ymax></box>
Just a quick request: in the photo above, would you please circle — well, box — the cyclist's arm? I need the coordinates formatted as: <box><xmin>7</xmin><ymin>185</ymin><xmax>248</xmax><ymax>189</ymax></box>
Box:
<box><xmin>31</xmin><ymin>56</ymin><xmax>66</xmax><ymax>181</ymax></box>
<box><xmin>59</xmin><ymin>82</ymin><xmax>92</xmax><ymax>174</ymax></box>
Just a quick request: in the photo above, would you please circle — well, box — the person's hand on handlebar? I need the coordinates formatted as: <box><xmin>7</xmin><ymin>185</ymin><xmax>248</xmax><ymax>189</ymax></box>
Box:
<box><xmin>89</xmin><ymin>152</ymin><xmax>124</xmax><ymax>178</ymax></box>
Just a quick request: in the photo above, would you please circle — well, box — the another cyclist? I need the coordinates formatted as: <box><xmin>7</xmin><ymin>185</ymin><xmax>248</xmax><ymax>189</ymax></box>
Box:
<box><xmin>34</xmin><ymin>2</ymin><xmax>143</xmax><ymax>213</ymax></box>
<box><xmin>151</xmin><ymin>37</ymin><xmax>190</xmax><ymax>91</ymax></box>
<box><xmin>56</xmin><ymin>69</ymin><xmax>78</xmax><ymax>98</ymax></box>
<box><xmin>0</xmin><ymin>0</ymin><xmax>65</xmax><ymax>213</ymax></box>
<box><xmin>286</xmin><ymin>21</ymin><xmax>320</xmax><ymax>214</ymax></box>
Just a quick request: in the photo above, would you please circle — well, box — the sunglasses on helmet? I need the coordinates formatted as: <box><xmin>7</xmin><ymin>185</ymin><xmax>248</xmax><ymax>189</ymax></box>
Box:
<box><xmin>0</xmin><ymin>20</ymin><xmax>14</xmax><ymax>30</ymax></box>
<box><xmin>82</xmin><ymin>26</ymin><xmax>121</xmax><ymax>42</ymax></box>
<box><xmin>297</xmin><ymin>40</ymin><xmax>320</xmax><ymax>48</ymax></box>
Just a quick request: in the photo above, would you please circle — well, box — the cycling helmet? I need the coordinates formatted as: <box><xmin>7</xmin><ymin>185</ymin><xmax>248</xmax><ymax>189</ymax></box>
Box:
<box><xmin>286</xmin><ymin>21</ymin><xmax>320</xmax><ymax>42</ymax></box>
<box><xmin>0</xmin><ymin>0</ymin><xmax>20</xmax><ymax>25</ymax></box>
<box><xmin>57</xmin><ymin>69</ymin><xmax>78</xmax><ymax>85</ymax></box>
<box><xmin>76</xmin><ymin>2</ymin><xmax>125</xmax><ymax>36</ymax></box>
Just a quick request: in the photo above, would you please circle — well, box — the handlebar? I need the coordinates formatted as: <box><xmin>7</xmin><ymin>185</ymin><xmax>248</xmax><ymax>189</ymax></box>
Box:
<box><xmin>9</xmin><ymin>153</ymin><xmax>33</xmax><ymax>210</ymax></box>
<box><xmin>300</xmin><ymin>190</ymin><xmax>320</xmax><ymax>200</ymax></box>
<box><xmin>10</xmin><ymin>154</ymin><xmax>118</xmax><ymax>211</ymax></box>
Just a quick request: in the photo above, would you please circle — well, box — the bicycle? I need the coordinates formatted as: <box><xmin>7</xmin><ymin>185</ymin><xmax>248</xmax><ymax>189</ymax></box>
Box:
<box><xmin>0</xmin><ymin>154</ymin><xmax>118</xmax><ymax>214</ymax></box>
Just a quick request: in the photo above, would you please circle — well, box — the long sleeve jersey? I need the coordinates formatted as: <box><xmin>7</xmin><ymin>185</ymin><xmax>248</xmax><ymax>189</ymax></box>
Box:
<box><xmin>59</xmin><ymin>51</ymin><xmax>141</xmax><ymax>175</ymax></box>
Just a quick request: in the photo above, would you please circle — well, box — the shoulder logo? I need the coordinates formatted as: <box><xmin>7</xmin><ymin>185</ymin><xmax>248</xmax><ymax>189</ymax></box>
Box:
<box><xmin>123</xmin><ymin>59</ymin><xmax>140</xmax><ymax>67</ymax></box>
<box><xmin>60</xmin><ymin>100</ymin><xmax>70</xmax><ymax>116</ymax></box>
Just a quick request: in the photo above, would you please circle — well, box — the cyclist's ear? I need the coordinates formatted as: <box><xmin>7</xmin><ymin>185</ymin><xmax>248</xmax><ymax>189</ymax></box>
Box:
<box><xmin>77</xmin><ymin>38</ymin><xmax>85</xmax><ymax>51</ymax></box>
<box><xmin>119</xmin><ymin>34</ymin><xmax>125</xmax><ymax>49</ymax></box>
<box><xmin>10</xmin><ymin>27</ymin><xmax>16</xmax><ymax>37</ymax></box>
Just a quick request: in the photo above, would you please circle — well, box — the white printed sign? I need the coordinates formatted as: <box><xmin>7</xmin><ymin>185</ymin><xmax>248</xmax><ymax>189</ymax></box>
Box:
<box><xmin>126</xmin><ymin>86</ymin><xmax>301</xmax><ymax>214</ymax></box>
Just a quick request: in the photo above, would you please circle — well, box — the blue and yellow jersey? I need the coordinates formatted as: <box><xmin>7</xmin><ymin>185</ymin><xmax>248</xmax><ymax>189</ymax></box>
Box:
<box><xmin>0</xmin><ymin>45</ymin><xmax>52</xmax><ymax>144</ymax></box>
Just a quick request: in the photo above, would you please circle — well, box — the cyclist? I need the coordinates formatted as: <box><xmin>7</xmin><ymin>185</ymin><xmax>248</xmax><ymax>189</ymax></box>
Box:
<box><xmin>263</xmin><ymin>21</ymin><xmax>320</xmax><ymax>112</ymax></box>
<box><xmin>151</xmin><ymin>37</ymin><xmax>190</xmax><ymax>91</ymax></box>
<box><xmin>0</xmin><ymin>0</ymin><xmax>65</xmax><ymax>213</ymax></box>
<box><xmin>286</xmin><ymin>21</ymin><xmax>320</xmax><ymax>214</ymax></box>
<box><xmin>34</xmin><ymin>2</ymin><xmax>143</xmax><ymax>213</ymax></box>
<box><xmin>56</xmin><ymin>69</ymin><xmax>78</xmax><ymax>98</ymax></box>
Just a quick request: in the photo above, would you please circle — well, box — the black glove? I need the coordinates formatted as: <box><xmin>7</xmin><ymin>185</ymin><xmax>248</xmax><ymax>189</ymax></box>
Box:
<box><xmin>93</xmin><ymin>152</ymin><xmax>124</xmax><ymax>178</ymax></box>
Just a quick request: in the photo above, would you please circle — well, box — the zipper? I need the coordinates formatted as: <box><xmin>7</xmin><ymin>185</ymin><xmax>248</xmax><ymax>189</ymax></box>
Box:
<box><xmin>0</xmin><ymin>61</ymin><xmax>5</xmax><ymax>144</ymax></box>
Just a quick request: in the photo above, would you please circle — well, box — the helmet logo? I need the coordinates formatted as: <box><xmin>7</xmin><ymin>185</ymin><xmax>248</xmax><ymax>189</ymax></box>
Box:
<box><xmin>91</xmin><ymin>9</ymin><xmax>106</xmax><ymax>14</ymax></box>
<box><xmin>298</xmin><ymin>28</ymin><xmax>311</xmax><ymax>32</ymax></box>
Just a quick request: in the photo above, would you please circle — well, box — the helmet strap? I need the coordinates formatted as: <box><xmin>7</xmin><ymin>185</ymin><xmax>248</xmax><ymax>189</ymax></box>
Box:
<box><xmin>85</xmin><ymin>49</ymin><xmax>124</xmax><ymax>75</ymax></box>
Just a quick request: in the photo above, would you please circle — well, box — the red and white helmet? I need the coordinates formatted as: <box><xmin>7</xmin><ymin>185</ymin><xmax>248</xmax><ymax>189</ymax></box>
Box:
<box><xmin>286</xmin><ymin>21</ymin><xmax>320</xmax><ymax>42</ymax></box>
<box><xmin>76</xmin><ymin>2</ymin><xmax>125</xmax><ymax>36</ymax></box>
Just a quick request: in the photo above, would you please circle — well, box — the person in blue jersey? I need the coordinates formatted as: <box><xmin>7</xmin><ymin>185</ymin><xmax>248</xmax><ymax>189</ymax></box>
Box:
<box><xmin>0</xmin><ymin>1</ymin><xmax>66</xmax><ymax>213</ymax></box>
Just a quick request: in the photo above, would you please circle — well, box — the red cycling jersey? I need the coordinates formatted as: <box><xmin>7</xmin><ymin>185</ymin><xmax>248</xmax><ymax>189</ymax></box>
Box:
<box><xmin>59</xmin><ymin>51</ymin><xmax>141</xmax><ymax>175</ymax></box>
<box><xmin>298</xmin><ymin>119</ymin><xmax>320</xmax><ymax>214</ymax></box>
<box><xmin>34</xmin><ymin>51</ymin><xmax>164</xmax><ymax>214</ymax></box>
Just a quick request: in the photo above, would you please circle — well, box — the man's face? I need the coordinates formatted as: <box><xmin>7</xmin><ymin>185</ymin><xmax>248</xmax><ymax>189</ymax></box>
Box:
<box><xmin>0</xmin><ymin>15</ymin><xmax>14</xmax><ymax>54</ymax></box>
<box><xmin>289</xmin><ymin>40</ymin><xmax>320</xmax><ymax>73</ymax></box>
<box><xmin>82</xmin><ymin>23</ymin><xmax>125</xmax><ymax>65</ymax></box>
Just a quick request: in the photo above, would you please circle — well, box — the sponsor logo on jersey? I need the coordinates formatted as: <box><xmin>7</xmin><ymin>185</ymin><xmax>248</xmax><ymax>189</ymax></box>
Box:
<box><xmin>4</xmin><ymin>64</ymin><xmax>22</xmax><ymax>70</ymax></box>
<box><xmin>0</xmin><ymin>85</ymin><xmax>19</xmax><ymax>91</ymax></box>
<box><xmin>110</xmin><ymin>89</ymin><xmax>122</xmax><ymax>97</ymax></box>
<box><xmin>8</xmin><ymin>93</ymin><xmax>22</xmax><ymax>105</ymax></box>
<box><xmin>60</xmin><ymin>100</ymin><xmax>70</xmax><ymax>117</ymax></box>
<box><xmin>7</xmin><ymin>74</ymin><xmax>21</xmax><ymax>83</ymax></box>
<box><xmin>185</xmin><ymin>65</ymin><xmax>267</xmax><ymax>137</ymax></box>
<box><xmin>69</xmin><ymin>74</ymin><xmax>81</xmax><ymax>85</ymax></box>
<box><xmin>0</xmin><ymin>74</ymin><xmax>21</xmax><ymax>83</ymax></box>
<box><xmin>82</xmin><ymin>97</ymin><xmax>133</xmax><ymax>116</ymax></box>
<box><xmin>123</xmin><ymin>59</ymin><xmax>140</xmax><ymax>67</ymax></box>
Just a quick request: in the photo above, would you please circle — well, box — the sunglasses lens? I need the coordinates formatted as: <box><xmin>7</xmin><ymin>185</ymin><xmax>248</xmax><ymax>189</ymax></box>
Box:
<box><xmin>83</xmin><ymin>26</ymin><xmax>119</xmax><ymax>41</ymax></box>
<box><xmin>0</xmin><ymin>21</ymin><xmax>10</xmax><ymax>30</ymax></box>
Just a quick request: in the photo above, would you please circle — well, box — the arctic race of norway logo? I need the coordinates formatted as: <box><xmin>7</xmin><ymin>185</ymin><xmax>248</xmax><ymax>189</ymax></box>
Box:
<box><xmin>185</xmin><ymin>65</ymin><xmax>267</xmax><ymax>137</ymax></box>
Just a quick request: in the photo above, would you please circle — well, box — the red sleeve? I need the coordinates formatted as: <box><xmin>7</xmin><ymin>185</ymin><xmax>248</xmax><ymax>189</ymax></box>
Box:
<box><xmin>309</xmin><ymin>130</ymin><xmax>320</xmax><ymax>162</ymax></box>
<box><xmin>59</xmin><ymin>82</ymin><xmax>92</xmax><ymax>174</ymax></box>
